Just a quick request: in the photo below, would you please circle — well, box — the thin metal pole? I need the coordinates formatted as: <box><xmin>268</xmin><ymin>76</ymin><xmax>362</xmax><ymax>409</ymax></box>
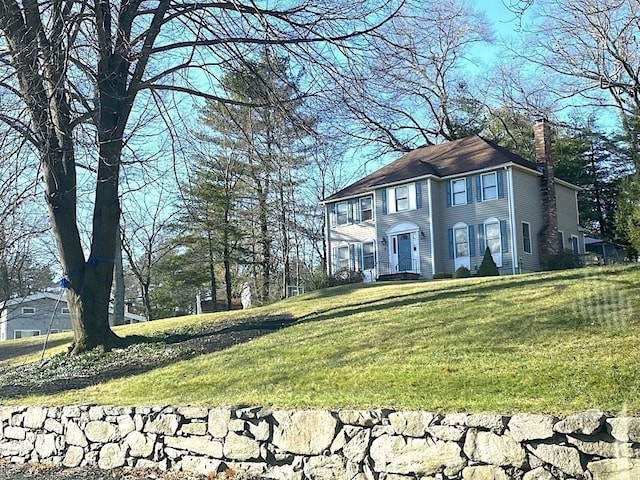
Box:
<box><xmin>40</xmin><ymin>290</ymin><xmax>65</xmax><ymax>364</ymax></box>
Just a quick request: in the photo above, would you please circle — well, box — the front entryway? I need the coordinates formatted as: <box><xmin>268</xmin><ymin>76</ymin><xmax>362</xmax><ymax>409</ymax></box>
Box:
<box><xmin>396</xmin><ymin>233</ymin><xmax>413</xmax><ymax>271</ymax></box>
<box><xmin>386</xmin><ymin>222</ymin><xmax>420</xmax><ymax>274</ymax></box>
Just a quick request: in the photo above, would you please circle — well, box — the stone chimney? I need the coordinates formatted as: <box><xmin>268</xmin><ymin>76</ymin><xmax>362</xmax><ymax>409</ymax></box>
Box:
<box><xmin>534</xmin><ymin>119</ymin><xmax>559</xmax><ymax>269</ymax></box>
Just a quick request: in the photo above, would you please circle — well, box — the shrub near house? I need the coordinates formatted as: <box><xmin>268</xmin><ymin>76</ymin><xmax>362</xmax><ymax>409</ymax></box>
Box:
<box><xmin>323</xmin><ymin>120</ymin><xmax>583</xmax><ymax>281</ymax></box>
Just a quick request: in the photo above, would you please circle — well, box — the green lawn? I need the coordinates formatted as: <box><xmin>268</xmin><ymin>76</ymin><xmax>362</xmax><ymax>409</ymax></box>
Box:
<box><xmin>3</xmin><ymin>264</ymin><xmax>640</xmax><ymax>414</ymax></box>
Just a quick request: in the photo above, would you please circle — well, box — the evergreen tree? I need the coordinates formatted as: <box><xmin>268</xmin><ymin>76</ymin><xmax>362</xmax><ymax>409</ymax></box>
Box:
<box><xmin>477</xmin><ymin>247</ymin><xmax>499</xmax><ymax>277</ymax></box>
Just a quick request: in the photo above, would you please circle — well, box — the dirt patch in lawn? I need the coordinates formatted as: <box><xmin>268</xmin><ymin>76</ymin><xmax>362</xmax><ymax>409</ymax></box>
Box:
<box><xmin>0</xmin><ymin>314</ymin><xmax>295</xmax><ymax>400</ymax></box>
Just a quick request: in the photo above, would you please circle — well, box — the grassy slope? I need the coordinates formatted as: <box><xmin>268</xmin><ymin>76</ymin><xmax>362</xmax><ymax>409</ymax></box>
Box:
<box><xmin>3</xmin><ymin>265</ymin><xmax>640</xmax><ymax>414</ymax></box>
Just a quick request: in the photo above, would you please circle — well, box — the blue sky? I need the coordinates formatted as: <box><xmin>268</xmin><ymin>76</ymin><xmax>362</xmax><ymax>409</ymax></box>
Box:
<box><xmin>475</xmin><ymin>1</ymin><xmax>526</xmax><ymax>36</ymax></box>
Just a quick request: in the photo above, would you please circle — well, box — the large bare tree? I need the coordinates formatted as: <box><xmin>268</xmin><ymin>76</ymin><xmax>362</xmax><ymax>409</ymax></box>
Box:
<box><xmin>509</xmin><ymin>0</ymin><xmax>640</xmax><ymax>121</ymax></box>
<box><xmin>0</xmin><ymin>0</ymin><xmax>401</xmax><ymax>353</ymax></box>
<box><xmin>329</xmin><ymin>0</ymin><xmax>491</xmax><ymax>153</ymax></box>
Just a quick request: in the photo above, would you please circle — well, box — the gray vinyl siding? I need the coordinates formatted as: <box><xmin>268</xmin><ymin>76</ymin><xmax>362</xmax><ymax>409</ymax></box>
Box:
<box><xmin>325</xmin><ymin>165</ymin><xmax>582</xmax><ymax>281</ymax></box>
<box><xmin>3</xmin><ymin>298</ymin><xmax>71</xmax><ymax>340</ymax></box>
<box><xmin>511</xmin><ymin>168</ymin><xmax>544</xmax><ymax>273</ymax></box>
<box><xmin>556</xmin><ymin>184</ymin><xmax>583</xmax><ymax>252</ymax></box>
<box><xmin>433</xmin><ymin>171</ymin><xmax>512</xmax><ymax>275</ymax></box>
<box><xmin>511</xmin><ymin>169</ymin><xmax>582</xmax><ymax>272</ymax></box>
<box><xmin>375</xmin><ymin>180</ymin><xmax>433</xmax><ymax>277</ymax></box>
<box><xmin>326</xmin><ymin>200</ymin><xmax>376</xmax><ymax>275</ymax></box>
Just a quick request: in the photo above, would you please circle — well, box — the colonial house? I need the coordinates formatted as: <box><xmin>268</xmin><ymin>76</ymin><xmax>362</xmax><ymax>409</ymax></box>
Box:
<box><xmin>323</xmin><ymin>120</ymin><xmax>583</xmax><ymax>281</ymax></box>
<box><xmin>0</xmin><ymin>292</ymin><xmax>147</xmax><ymax>341</ymax></box>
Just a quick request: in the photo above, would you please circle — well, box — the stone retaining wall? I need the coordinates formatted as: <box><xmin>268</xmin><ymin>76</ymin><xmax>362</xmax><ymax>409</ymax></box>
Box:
<box><xmin>1</xmin><ymin>405</ymin><xmax>640</xmax><ymax>479</ymax></box>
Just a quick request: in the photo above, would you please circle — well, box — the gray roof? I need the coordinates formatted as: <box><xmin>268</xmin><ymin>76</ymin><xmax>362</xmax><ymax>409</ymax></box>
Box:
<box><xmin>325</xmin><ymin>135</ymin><xmax>538</xmax><ymax>202</ymax></box>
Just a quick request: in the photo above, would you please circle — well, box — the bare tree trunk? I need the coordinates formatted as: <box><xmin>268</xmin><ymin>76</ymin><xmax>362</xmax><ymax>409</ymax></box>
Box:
<box><xmin>279</xmin><ymin>179</ymin><xmax>290</xmax><ymax>298</ymax></box>
<box><xmin>207</xmin><ymin>230</ymin><xmax>217</xmax><ymax>312</ymax></box>
<box><xmin>113</xmin><ymin>223</ymin><xmax>125</xmax><ymax>326</ymax></box>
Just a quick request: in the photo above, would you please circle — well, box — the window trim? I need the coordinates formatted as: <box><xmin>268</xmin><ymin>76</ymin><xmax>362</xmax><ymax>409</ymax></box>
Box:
<box><xmin>451</xmin><ymin>178</ymin><xmax>467</xmax><ymax>206</ymax></box>
<box><xmin>395</xmin><ymin>185</ymin><xmax>409</xmax><ymax>212</ymax></box>
<box><xmin>570</xmin><ymin>234</ymin><xmax>580</xmax><ymax>255</ymax></box>
<box><xmin>453</xmin><ymin>222</ymin><xmax>470</xmax><ymax>259</ymax></box>
<box><xmin>335</xmin><ymin>244</ymin><xmax>350</xmax><ymax>271</ymax></box>
<box><xmin>484</xmin><ymin>217</ymin><xmax>503</xmax><ymax>268</ymax></box>
<box><xmin>386</xmin><ymin>183</ymin><xmax>417</xmax><ymax>214</ymax></box>
<box><xmin>21</xmin><ymin>307</ymin><xmax>35</xmax><ymax>315</ymax></box>
<box><xmin>14</xmin><ymin>329</ymin><xmax>40</xmax><ymax>339</ymax></box>
<box><xmin>360</xmin><ymin>196</ymin><xmax>373</xmax><ymax>221</ymax></box>
<box><xmin>61</xmin><ymin>307</ymin><xmax>70</xmax><ymax>314</ymax></box>
<box><xmin>480</xmin><ymin>172</ymin><xmax>498</xmax><ymax>201</ymax></box>
<box><xmin>336</xmin><ymin>201</ymin><xmax>350</xmax><ymax>226</ymax></box>
<box><xmin>558</xmin><ymin>231</ymin><xmax>565</xmax><ymax>251</ymax></box>
<box><xmin>362</xmin><ymin>241</ymin><xmax>375</xmax><ymax>270</ymax></box>
<box><xmin>522</xmin><ymin>222</ymin><xmax>532</xmax><ymax>255</ymax></box>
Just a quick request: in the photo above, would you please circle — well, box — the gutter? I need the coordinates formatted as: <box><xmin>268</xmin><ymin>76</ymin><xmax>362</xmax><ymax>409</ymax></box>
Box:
<box><xmin>506</xmin><ymin>166</ymin><xmax>518</xmax><ymax>275</ymax></box>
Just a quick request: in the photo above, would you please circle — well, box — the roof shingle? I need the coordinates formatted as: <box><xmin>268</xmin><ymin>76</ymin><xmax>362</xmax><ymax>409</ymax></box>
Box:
<box><xmin>324</xmin><ymin>136</ymin><xmax>537</xmax><ymax>202</ymax></box>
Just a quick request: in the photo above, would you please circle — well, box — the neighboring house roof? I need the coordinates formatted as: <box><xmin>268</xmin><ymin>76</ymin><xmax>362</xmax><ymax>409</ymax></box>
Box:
<box><xmin>324</xmin><ymin>135</ymin><xmax>540</xmax><ymax>202</ymax></box>
<box><xmin>1</xmin><ymin>292</ymin><xmax>63</xmax><ymax>308</ymax></box>
<box><xmin>1</xmin><ymin>291</ymin><xmax>146</xmax><ymax>323</ymax></box>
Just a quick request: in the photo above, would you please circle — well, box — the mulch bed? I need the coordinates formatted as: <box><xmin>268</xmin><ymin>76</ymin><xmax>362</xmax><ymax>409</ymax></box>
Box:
<box><xmin>0</xmin><ymin>462</ymin><xmax>206</xmax><ymax>479</ymax></box>
<box><xmin>0</xmin><ymin>315</ymin><xmax>295</xmax><ymax>399</ymax></box>
<box><xmin>0</xmin><ymin>316</ymin><xmax>295</xmax><ymax>479</ymax></box>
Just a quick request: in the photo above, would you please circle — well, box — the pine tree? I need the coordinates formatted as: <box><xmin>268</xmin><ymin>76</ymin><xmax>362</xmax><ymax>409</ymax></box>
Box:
<box><xmin>477</xmin><ymin>247</ymin><xmax>499</xmax><ymax>277</ymax></box>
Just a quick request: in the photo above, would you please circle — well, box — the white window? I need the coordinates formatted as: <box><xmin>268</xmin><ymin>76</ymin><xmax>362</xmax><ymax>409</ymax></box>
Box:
<box><xmin>360</xmin><ymin>197</ymin><xmax>373</xmax><ymax>221</ymax></box>
<box><xmin>386</xmin><ymin>184</ymin><xmax>417</xmax><ymax>213</ymax></box>
<box><xmin>336</xmin><ymin>245</ymin><xmax>349</xmax><ymax>270</ymax></box>
<box><xmin>336</xmin><ymin>202</ymin><xmax>350</xmax><ymax>226</ymax></box>
<box><xmin>451</xmin><ymin>179</ymin><xmax>467</xmax><ymax>206</ymax></box>
<box><xmin>22</xmin><ymin>307</ymin><xmax>35</xmax><ymax>315</ymax></box>
<box><xmin>522</xmin><ymin>222</ymin><xmax>532</xmax><ymax>254</ymax></box>
<box><xmin>395</xmin><ymin>186</ymin><xmax>409</xmax><ymax>211</ymax></box>
<box><xmin>61</xmin><ymin>307</ymin><xmax>70</xmax><ymax>314</ymax></box>
<box><xmin>571</xmin><ymin>235</ymin><xmax>580</xmax><ymax>255</ymax></box>
<box><xmin>454</xmin><ymin>226</ymin><xmax>469</xmax><ymax>257</ymax></box>
<box><xmin>481</xmin><ymin>172</ymin><xmax>498</xmax><ymax>201</ymax></box>
<box><xmin>484</xmin><ymin>219</ymin><xmax>503</xmax><ymax>267</ymax></box>
<box><xmin>558</xmin><ymin>231</ymin><xmax>565</xmax><ymax>250</ymax></box>
<box><xmin>14</xmin><ymin>329</ymin><xmax>40</xmax><ymax>339</ymax></box>
<box><xmin>362</xmin><ymin>242</ymin><xmax>375</xmax><ymax>270</ymax></box>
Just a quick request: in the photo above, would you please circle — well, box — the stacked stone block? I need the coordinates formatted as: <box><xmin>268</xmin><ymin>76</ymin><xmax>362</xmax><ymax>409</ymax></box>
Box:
<box><xmin>1</xmin><ymin>405</ymin><xmax>640</xmax><ymax>479</ymax></box>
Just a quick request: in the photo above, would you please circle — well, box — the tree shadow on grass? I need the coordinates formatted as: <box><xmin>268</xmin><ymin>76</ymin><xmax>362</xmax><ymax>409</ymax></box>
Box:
<box><xmin>0</xmin><ymin>267</ymin><xmax>632</xmax><ymax>400</ymax></box>
<box><xmin>0</xmin><ymin>315</ymin><xmax>297</xmax><ymax>399</ymax></box>
<box><xmin>0</xmin><ymin>337</ymin><xmax>71</xmax><ymax>366</ymax></box>
<box><xmin>294</xmin><ymin>268</ymin><xmax>637</xmax><ymax>347</ymax></box>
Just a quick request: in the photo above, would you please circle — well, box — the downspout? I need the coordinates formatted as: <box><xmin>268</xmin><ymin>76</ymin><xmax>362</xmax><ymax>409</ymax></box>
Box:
<box><xmin>506</xmin><ymin>166</ymin><xmax>518</xmax><ymax>275</ymax></box>
<box><xmin>427</xmin><ymin>178</ymin><xmax>436</xmax><ymax>277</ymax></box>
<box><xmin>324</xmin><ymin>204</ymin><xmax>331</xmax><ymax>277</ymax></box>
<box><xmin>373</xmin><ymin>190</ymin><xmax>379</xmax><ymax>281</ymax></box>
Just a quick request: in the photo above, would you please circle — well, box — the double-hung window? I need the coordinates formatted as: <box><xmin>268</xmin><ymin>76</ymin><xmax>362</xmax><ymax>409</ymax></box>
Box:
<box><xmin>360</xmin><ymin>197</ymin><xmax>373</xmax><ymax>221</ymax></box>
<box><xmin>336</xmin><ymin>246</ymin><xmax>349</xmax><ymax>270</ymax></box>
<box><xmin>485</xmin><ymin>221</ymin><xmax>501</xmax><ymax>255</ymax></box>
<box><xmin>522</xmin><ymin>222</ymin><xmax>532</xmax><ymax>254</ymax></box>
<box><xmin>362</xmin><ymin>242</ymin><xmax>375</xmax><ymax>270</ymax></box>
<box><xmin>571</xmin><ymin>235</ymin><xmax>579</xmax><ymax>255</ymax></box>
<box><xmin>336</xmin><ymin>202</ymin><xmax>349</xmax><ymax>226</ymax></box>
<box><xmin>481</xmin><ymin>172</ymin><xmax>498</xmax><ymax>201</ymax></box>
<box><xmin>395</xmin><ymin>186</ymin><xmax>409</xmax><ymax>211</ymax></box>
<box><xmin>454</xmin><ymin>226</ymin><xmax>469</xmax><ymax>257</ymax></box>
<box><xmin>14</xmin><ymin>329</ymin><xmax>40</xmax><ymax>339</ymax></box>
<box><xmin>451</xmin><ymin>179</ymin><xmax>467</xmax><ymax>206</ymax></box>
